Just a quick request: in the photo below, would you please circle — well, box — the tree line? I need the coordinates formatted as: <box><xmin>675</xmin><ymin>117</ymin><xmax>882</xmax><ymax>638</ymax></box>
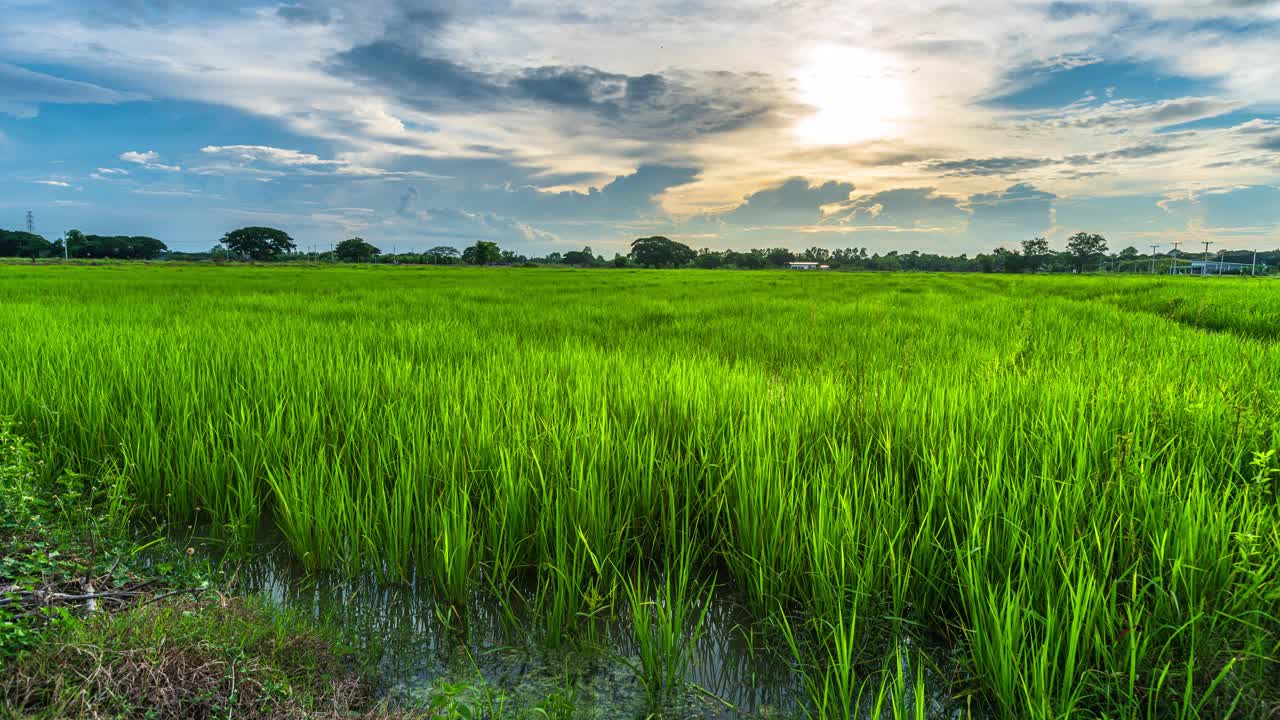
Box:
<box><xmin>7</xmin><ymin>224</ymin><xmax>1275</xmax><ymax>274</ymax></box>
<box><xmin>198</xmin><ymin>228</ymin><xmax>1125</xmax><ymax>273</ymax></box>
<box><xmin>0</xmin><ymin>228</ymin><xmax>168</xmax><ymax>260</ymax></box>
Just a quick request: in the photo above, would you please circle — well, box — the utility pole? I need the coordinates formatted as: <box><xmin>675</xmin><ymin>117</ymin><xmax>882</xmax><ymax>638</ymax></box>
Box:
<box><xmin>1202</xmin><ymin>240</ymin><xmax>1214</xmax><ymax>277</ymax></box>
<box><xmin>1149</xmin><ymin>243</ymin><xmax>1159</xmax><ymax>274</ymax></box>
<box><xmin>25</xmin><ymin>210</ymin><xmax>34</xmax><ymax>234</ymax></box>
<box><xmin>1252</xmin><ymin>249</ymin><xmax>1257</xmax><ymax>276</ymax></box>
<box><xmin>1170</xmin><ymin>240</ymin><xmax>1182</xmax><ymax>275</ymax></box>
<box><xmin>62</xmin><ymin>232</ymin><xmax>68</xmax><ymax>260</ymax></box>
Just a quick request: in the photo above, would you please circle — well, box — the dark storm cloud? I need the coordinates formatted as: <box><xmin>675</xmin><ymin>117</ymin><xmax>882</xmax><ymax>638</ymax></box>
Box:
<box><xmin>785</xmin><ymin>141</ymin><xmax>942</xmax><ymax>168</ymax></box>
<box><xmin>330</xmin><ymin>42</ymin><xmax>500</xmax><ymax>108</ymax></box>
<box><xmin>836</xmin><ymin>188</ymin><xmax>966</xmax><ymax>228</ymax></box>
<box><xmin>1058</xmin><ymin>98</ymin><xmax>1243</xmax><ymax>130</ymax></box>
<box><xmin>77</xmin><ymin>0</ymin><xmax>259</xmax><ymax>26</ymax></box>
<box><xmin>1072</xmin><ymin>142</ymin><xmax>1175</xmax><ymax>162</ymax></box>
<box><xmin>276</xmin><ymin>3</ymin><xmax>331</xmax><ymax>24</ymax></box>
<box><xmin>718</xmin><ymin>178</ymin><xmax>854</xmax><ymax>226</ymax></box>
<box><xmin>396</xmin><ymin>186</ymin><xmax>419</xmax><ymax>216</ymax></box>
<box><xmin>409</xmin><ymin>207</ymin><xmax>554</xmax><ymax>244</ymax></box>
<box><xmin>925</xmin><ymin>156</ymin><xmax>1053</xmax><ymax>176</ymax></box>
<box><xmin>924</xmin><ymin>142</ymin><xmax>1178</xmax><ymax>179</ymax></box>
<box><xmin>513</xmin><ymin>67</ymin><xmax>628</xmax><ymax>108</ymax></box>
<box><xmin>967</xmin><ymin>183</ymin><xmax>1056</xmax><ymax>242</ymax></box>
<box><xmin>1046</xmin><ymin>1</ymin><xmax>1095</xmax><ymax>20</ymax></box>
<box><xmin>469</xmin><ymin>164</ymin><xmax>701</xmax><ymax>221</ymax></box>
<box><xmin>330</xmin><ymin>38</ymin><xmax>781</xmax><ymax>139</ymax></box>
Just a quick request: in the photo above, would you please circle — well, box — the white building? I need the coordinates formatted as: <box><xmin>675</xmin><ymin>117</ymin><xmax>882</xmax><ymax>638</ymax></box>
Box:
<box><xmin>787</xmin><ymin>261</ymin><xmax>824</xmax><ymax>270</ymax></box>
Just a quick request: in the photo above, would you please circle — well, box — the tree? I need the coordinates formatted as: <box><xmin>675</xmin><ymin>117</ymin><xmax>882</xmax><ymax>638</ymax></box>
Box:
<box><xmin>629</xmin><ymin>236</ymin><xmax>695</xmax><ymax>268</ymax></box>
<box><xmin>765</xmin><ymin>247</ymin><xmax>796</xmax><ymax>267</ymax></box>
<box><xmin>562</xmin><ymin>246</ymin><xmax>596</xmax><ymax>265</ymax></box>
<box><xmin>803</xmin><ymin>247</ymin><xmax>831</xmax><ymax>263</ymax></box>
<box><xmin>977</xmin><ymin>247</ymin><xmax>1013</xmax><ymax>273</ymax></box>
<box><xmin>462</xmin><ymin>240</ymin><xmax>502</xmax><ymax>265</ymax></box>
<box><xmin>335</xmin><ymin>237</ymin><xmax>381</xmax><ymax>262</ymax></box>
<box><xmin>726</xmin><ymin>250</ymin><xmax>765</xmax><ymax>269</ymax></box>
<box><xmin>65</xmin><ymin>234</ymin><xmax>167</xmax><ymax>259</ymax></box>
<box><xmin>219</xmin><ymin>227</ymin><xmax>296</xmax><ymax>261</ymax></box>
<box><xmin>129</xmin><ymin>236</ymin><xmax>168</xmax><ymax>259</ymax></box>
<box><xmin>425</xmin><ymin>246</ymin><xmax>460</xmax><ymax>265</ymax></box>
<box><xmin>1116</xmin><ymin>245</ymin><xmax>1140</xmax><ymax>271</ymax></box>
<box><xmin>693</xmin><ymin>249</ymin><xmax>724</xmax><ymax>269</ymax></box>
<box><xmin>1065</xmin><ymin>232</ymin><xmax>1108</xmax><ymax>272</ymax></box>
<box><xmin>1020</xmin><ymin>237</ymin><xmax>1050</xmax><ymax>271</ymax></box>
<box><xmin>1021</xmin><ymin>237</ymin><xmax>1049</xmax><ymax>257</ymax></box>
<box><xmin>0</xmin><ymin>229</ymin><xmax>51</xmax><ymax>258</ymax></box>
<box><xmin>64</xmin><ymin>230</ymin><xmax>86</xmax><ymax>257</ymax></box>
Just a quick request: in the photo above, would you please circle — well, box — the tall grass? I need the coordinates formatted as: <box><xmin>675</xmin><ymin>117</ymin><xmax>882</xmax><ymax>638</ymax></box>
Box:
<box><xmin>1</xmin><ymin>264</ymin><xmax>1277</xmax><ymax>717</ymax></box>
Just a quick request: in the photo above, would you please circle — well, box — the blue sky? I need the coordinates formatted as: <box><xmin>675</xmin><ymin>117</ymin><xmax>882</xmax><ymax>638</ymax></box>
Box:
<box><xmin>1</xmin><ymin>0</ymin><xmax>1278</xmax><ymax>255</ymax></box>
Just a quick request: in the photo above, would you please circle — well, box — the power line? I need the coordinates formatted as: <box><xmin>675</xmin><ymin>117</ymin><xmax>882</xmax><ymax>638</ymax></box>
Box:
<box><xmin>1169</xmin><ymin>240</ymin><xmax>1182</xmax><ymax>275</ymax></box>
<box><xmin>1149</xmin><ymin>243</ymin><xmax>1159</xmax><ymax>274</ymax></box>
<box><xmin>1202</xmin><ymin>240</ymin><xmax>1215</xmax><ymax>277</ymax></box>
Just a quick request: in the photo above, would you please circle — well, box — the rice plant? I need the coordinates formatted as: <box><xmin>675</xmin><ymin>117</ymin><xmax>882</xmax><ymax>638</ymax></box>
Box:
<box><xmin>622</xmin><ymin>511</ymin><xmax>715</xmax><ymax>711</ymax></box>
<box><xmin>1</xmin><ymin>263</ymin><xmax>1277</xmax><ymax>718</ymax></box>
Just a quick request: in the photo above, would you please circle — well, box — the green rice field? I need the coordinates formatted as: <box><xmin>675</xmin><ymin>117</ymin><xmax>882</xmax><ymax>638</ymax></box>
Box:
<box><xmin>2</xmin><ymin>263</ymin><xmax>1278</xmax><ymax>718</ymax></box>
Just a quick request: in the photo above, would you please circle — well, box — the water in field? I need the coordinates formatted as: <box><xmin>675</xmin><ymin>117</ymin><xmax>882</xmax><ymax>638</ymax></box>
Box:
<box><xmin>190</xmin><ymin>529</ymin><xmax>964</xmax><ymax>719</ymax></box>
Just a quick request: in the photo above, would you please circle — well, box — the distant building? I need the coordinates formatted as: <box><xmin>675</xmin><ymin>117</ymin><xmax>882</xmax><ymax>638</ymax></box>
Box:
<box><xmin>787</xmin><ymin>261</ymin><xmax>825</xmax><ymax>270</ymax></box>
<box><xmin>1175</xmin><ymin>260</ymin><xmax>1262</xmax><ymax>275</ymax></box>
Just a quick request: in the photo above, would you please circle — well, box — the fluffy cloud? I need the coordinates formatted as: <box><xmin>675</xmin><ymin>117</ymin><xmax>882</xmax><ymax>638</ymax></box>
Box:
<box><xmin>194</xmin><ymin>144</ymin><xmax>446</xmax><ymax>180</ymax></box>
<box><xmin>120</xmin><ymin>150</ymin><xmax>181</xmax><ymax>172</ymax></box>
<box><xmin>201</xmin><ymin>145</ymin><xmax>342</xmax><ymax>167</ymax></box>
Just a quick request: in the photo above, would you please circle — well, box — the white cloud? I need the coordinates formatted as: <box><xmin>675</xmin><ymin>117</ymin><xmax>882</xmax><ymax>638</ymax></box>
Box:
<box><xmin>120</xmin><ymin>150</ymin><xmax>158</xmax><ymax>164</ymax></box>
<box><xmin>195</xmin><ymin>144</ymin><xmax>448</xmax><ymax>180</ymax></box>
<box><xmin>130</xmin><ymin>188</ymin><xmax>206</xmax><ymax>197</ymax></box>
<box><xmin>120</xmin><ymin>150</ymin><xmax>181</xmax><ymax>171</ymax></box>
<box><xmin>33</xmin><ymin>179</ymin><xmax>71</xmax><ymax>187</ymax></box>
<box><xmin>200</xmin><ymin>145</ymin><xmax>342</xmax><ymax>166</ymax></box>
<box><xmin>90</xmin><ymin>166</ymin><xmax>131</xmax><ymax>180</ymax></box>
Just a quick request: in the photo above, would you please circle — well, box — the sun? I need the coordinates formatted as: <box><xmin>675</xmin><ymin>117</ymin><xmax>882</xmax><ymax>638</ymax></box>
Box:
<box><xmin>793</xmin><ymin>46</ymin><xmax>910</xmax><ymax>146</ymax></box>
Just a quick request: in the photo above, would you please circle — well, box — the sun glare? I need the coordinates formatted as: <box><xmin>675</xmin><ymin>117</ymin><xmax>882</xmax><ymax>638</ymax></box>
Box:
<box><xmin>794</xmin><ymin>46</ymin><xmax>910</xmax><ymax>146</ymax></box>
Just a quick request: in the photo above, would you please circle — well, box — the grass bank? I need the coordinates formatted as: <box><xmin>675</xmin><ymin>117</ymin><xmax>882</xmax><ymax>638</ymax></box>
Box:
<box><xmin>0</xmin><ymin>421</ymin><xmax>420</xmax><ymax>719</ymax></box>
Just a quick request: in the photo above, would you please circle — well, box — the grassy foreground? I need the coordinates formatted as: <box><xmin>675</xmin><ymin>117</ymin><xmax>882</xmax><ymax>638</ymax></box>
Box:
<box><xmin>0</xmin><ymin>421</ymin><xmax>428</xmax><ymax>719</ymax></box>
<box><xmin>1</xmin><ymin>264</ymin><xmax>1278</xmax><ymax>718</ymax></box>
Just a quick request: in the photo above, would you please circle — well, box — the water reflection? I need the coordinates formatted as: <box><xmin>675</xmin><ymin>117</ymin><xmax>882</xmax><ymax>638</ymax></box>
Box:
<box><xmin>198</xmin><ymin>532</ymin><xmax>804</xmax><ymax>718</ymax></box>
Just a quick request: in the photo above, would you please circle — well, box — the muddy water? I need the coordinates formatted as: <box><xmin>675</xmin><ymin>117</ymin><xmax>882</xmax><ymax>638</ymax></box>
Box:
<box><xmin>192</xmin><ymin>531</ymin><xmax>964</xmax><ymax>719</ymax></box>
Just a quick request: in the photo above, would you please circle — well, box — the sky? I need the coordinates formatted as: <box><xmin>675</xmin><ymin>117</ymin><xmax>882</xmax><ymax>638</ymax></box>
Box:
<box><xmin>1</xmin><ymin>0</ymin><xmax>1279</xmax><ymax>256</ymax></box>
